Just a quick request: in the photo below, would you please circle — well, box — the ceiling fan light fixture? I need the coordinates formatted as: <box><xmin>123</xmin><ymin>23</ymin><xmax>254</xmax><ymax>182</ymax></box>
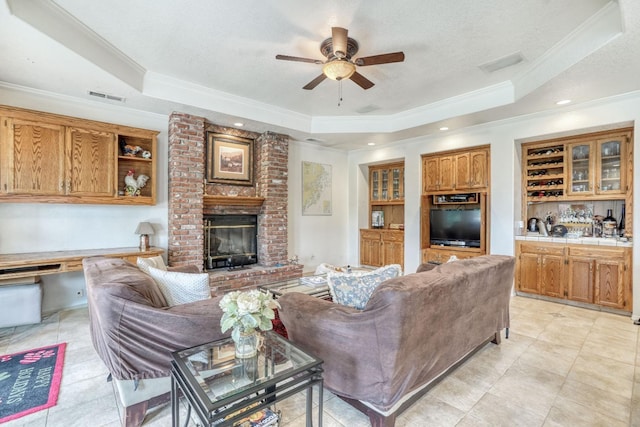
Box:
<box><xmin>323</xmin><ymin>60</ymin><xmax>356</xmax><ymax>81</ymax></box>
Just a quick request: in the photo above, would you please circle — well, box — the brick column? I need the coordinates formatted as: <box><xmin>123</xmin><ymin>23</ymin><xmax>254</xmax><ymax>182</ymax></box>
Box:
<box><xmin>168</xmin><ymin>112</ymin><xmax>205</xmax><ymax>267</ymax></box>
<box><xmin>256</xmin><ymin>132</ymin><xmax>289</xmax><ymax>266</ymax></box>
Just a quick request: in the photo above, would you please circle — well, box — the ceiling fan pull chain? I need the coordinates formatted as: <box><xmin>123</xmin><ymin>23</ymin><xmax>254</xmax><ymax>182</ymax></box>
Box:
<box><xmin>338</xmin><ymin>80</ymin><xmax>343</xmax><ymax>107</ymax></box>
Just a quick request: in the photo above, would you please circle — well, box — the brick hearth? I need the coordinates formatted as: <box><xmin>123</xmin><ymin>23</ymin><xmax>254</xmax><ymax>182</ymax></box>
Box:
<box><xmin>167</xmin><ymin>112</ymin><xmax>302</xmax><ymax>293</ymax></box>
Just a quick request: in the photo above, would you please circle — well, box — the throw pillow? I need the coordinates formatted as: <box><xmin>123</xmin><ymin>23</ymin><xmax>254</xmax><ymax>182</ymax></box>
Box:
<box><xmin>137</xmin><ymin>255</ymin><xmax>167</xmax><ymax>275</ymax></box>
<box><xmin>146</xmin><ymin>266</ymin><xmax>211</xmax><ymax>306</ymax></box>
<box><xmin>327</xmin><ymin>264</ymin><xmax>402</xmax><ymax>310</ymax></box>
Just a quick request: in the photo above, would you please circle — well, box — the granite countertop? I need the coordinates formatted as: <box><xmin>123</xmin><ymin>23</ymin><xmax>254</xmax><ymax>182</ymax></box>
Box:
<box><xmin>515</xmin><ymin>234</ymin><xmax>632</xmax><ymax>247</ymax></box>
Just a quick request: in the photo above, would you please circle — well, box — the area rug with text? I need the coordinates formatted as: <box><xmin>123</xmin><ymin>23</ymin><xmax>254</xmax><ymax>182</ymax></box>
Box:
<box><xmin>0</xmin><ymin>343</ymin><xmax>66</xmax><ymax>423</ymax></box>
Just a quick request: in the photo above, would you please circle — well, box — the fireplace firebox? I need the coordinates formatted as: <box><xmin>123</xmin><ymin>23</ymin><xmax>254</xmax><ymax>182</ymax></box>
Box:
<box><xmin>204</xmin><ymin>215</ymin><xmax>257</xmax><ymax>270</ymax></box>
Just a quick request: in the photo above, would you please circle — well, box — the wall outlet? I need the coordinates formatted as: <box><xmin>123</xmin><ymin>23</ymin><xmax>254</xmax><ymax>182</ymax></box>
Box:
<box><xmin>76</xmin><ymin>290</ymin><xmax>84</xmax><ymax>297</ymax></box>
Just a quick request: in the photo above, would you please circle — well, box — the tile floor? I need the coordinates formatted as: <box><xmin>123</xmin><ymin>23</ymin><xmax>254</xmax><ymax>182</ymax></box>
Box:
<box><xmin>1</xmin><ymin>296</ymin><xmax>639</xmax><ymax>426</ymax></box>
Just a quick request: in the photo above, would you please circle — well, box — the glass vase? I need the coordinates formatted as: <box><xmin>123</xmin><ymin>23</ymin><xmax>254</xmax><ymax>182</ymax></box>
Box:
<box><xmin>233</xmin><ymin>328</ymin><xmax>258</xmax><ymax>359</ymax></box>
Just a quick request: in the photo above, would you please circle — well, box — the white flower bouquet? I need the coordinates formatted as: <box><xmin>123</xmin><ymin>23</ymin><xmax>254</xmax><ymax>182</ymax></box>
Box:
<box><xmin>219</xmin><ymin>289</ymin><xmax>280</xmax><ymax>341</ymax></box>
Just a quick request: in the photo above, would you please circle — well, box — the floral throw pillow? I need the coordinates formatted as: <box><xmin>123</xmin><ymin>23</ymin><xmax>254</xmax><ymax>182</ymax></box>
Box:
<box><xmin>327</xmin><ymin>264</ymin><xmax>402</xmax><ymax>310</ymax></box>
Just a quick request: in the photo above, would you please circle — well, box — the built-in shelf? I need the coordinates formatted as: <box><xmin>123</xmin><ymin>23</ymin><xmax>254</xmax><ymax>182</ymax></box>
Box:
<box><xmin>203</xmin><ymin>195</ymin><xmax>265</xmax><ymax>207</ymax></box>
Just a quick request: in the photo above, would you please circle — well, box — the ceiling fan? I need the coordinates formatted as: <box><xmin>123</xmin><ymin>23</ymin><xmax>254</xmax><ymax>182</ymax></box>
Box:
<box><xmin>276</xmin><ymin>27</ymin><xmax>405</xmax><ymax>90</ymax></box>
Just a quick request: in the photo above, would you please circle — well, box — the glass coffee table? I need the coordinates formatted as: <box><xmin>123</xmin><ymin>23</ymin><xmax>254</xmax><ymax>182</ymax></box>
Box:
<box><xmin>170</xmin><ymin>330</ymin><xmax>323</xmax><ymax>427</ymax></box>
<box><xmin>258</xmin><ymin>275</ymin><xmax>330</xmax><ymax>299</ymax></box>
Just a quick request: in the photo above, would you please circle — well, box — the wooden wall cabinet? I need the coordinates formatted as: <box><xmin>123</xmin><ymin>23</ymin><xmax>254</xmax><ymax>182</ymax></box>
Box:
<box><xmin>363</xmin><ymin>161</ymin><xmax>405</xmax><ymax>268</ymax></box>
<box><xmin>567</xmin><ymin>246</ymin><xmax>628</xmax><ymax>310</ymax></box>
<box><xmin>515</xmin><ymin>242</ymin><xmax>565</xmax><ymax>298</ymax></box>
<box><xmin>370</xmin><ymin>162</ymin><xmax>404</xmax><ymax>203</ymax></box>
<box><xmin>523</xmin><ymin>129</ymin><xmax>632</xmax><ymax>204</ymax></box>
<box><xmin>422</xmin><ymin>147</ymin><xmax>489</xmax><ymax>193</ymax></box>
<box><xmin>0</xmin><ymin>106</ymin><xmax>157</xmax><ymax>205</ymax></box>
<box><xmin>360</xmin><ymin>229</ymin><xmax>404</xmax><ymax>269</ymax></box>
<box><xmin>515</xmin><ymin>241</ymin><xmax>631</xmax><ymax>312</ymax></box>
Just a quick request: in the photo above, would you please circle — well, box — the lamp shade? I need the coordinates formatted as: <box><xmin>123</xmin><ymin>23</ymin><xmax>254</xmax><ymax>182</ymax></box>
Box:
<box><xmin>323</xmin><ymin>60</ymin><xmax>356</xmax><ymax>81</ymax></box>
<box><xmin>134</xmin><ymin>222</ymin><xmax>155</xmax><ymax>235</ymax></box>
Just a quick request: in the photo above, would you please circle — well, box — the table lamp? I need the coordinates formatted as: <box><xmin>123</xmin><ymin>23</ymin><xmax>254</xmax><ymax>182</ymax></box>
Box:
<box><xmin>135</xmin><ymin>222</ymin><xmax>155</xmax><ymax>251</ymax></box>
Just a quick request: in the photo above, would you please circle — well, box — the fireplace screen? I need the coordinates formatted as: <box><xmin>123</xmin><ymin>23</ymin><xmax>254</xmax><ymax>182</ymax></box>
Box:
<box><xmin>204</xmin><ymin>215</ymin><xmax>257</xmax><ymax>270</ymax></box>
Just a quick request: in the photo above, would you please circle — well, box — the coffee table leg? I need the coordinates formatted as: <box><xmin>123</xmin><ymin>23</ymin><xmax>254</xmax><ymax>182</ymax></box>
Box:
<box><xmin>318</xmin><ymin>380</ymin><xmax>323</xmax><ymax>427</ymax></box>
<box><xmin>306</xmin><ymin>385</ymin><xmax>313</xmax><ymax>427</ymax></box>
<box><xmin>171</xmin><ymin>376</ymin><xmax>179</xmax><ymax>427</ymax></box>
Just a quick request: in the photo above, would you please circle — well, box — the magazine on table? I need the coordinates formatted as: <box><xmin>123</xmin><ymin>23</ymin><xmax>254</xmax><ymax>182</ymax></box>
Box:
<box><xmin>299</xmin><ymin>275</ymin><xmax>327</xmax><ymax>287</ymax></box>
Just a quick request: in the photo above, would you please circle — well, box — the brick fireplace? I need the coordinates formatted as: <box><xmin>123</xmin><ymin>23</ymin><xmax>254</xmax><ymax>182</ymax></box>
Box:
<box><xmin>167</xmin><ymin>112</ymin><xmax>302</xmax><ymax>293</ymax></box>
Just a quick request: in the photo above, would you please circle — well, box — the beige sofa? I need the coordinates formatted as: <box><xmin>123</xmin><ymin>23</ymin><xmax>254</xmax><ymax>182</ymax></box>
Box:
<box><xmin>83</xmin><ymin>257</ymin><xmax>227</xmax><ymax>426</ymax></box>
<box><xmin>278</xmin><ymin>255</ymin><xmax>515</xmax><ymax>426</ymax></box>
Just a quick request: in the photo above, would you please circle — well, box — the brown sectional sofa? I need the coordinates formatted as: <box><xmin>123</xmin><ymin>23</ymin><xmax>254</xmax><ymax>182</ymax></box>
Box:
<box><xmin>278</xmin><ymin>254</ymin><xmax>515</xmax><ymax>426</ymax></box>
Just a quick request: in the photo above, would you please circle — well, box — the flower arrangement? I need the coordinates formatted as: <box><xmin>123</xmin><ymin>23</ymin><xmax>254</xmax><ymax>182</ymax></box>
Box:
<box><xmin>219</xmin><ymin>289</ymin><xmax>280</xmax><ymax>342</ymax></box>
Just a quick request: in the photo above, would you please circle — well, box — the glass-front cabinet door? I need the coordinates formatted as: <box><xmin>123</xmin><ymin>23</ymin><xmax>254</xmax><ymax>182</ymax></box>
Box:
<box><xmin>370</xmin><ymin>169</ymin><xmax>380</xmax><ymax>201</ymax></box>
<box><xmin>596</xmin><ymin>137</ymin><xmax>625</xmax><ymax>195</ymax></box>
<box><xmin>391</xmin><ymin>166</ymin><xmax>404</xmax><ymax>201</ymax></box>
<box><xmin>381</xmin><ymin>169</ymin><xmax>389</xmax><ymax>200</ymax></box>
<box><xmin>567</xmin><ymin>142</ymin><xmax>594</xmax><ymax>196</ymax></box>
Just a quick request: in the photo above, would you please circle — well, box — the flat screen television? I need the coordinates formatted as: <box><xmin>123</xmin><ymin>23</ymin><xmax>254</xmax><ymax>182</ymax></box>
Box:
<box><xmin>430</xmin><ymin>208</ymin><xmax>481</xmax><ymax>248</ymax></box>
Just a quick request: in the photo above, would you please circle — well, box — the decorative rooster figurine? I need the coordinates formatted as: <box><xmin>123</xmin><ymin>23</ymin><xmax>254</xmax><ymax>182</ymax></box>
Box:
<box><xmin>119</xmin><ymin>137</ymin><xmax>142</xmax><ymax>157</ymax></box>
<box><xmin>124</xmin><ymin>169</ymin><xmax>149</xmax><ymax>196</ymax></box>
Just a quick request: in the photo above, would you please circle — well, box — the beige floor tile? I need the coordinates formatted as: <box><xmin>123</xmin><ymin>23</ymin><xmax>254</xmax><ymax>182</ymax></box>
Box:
<box><xmin>559</xmin><ymin>303</ymin><xmax>601</xmax><ymax>320</ymax></box>
<box><xmin>488</xmin><ymin>361</ymin><xmax>564</xmax><ymax>417</ymax></box>
<box><xmin>581</xmin><ymin>329</ymin><xmax>637</xmax><ymax>364</ymax></box>
<box><xmin>283</xmin><ymin>410</ymin><xmax>344</xmax><ymax>427</ymax></box>
<box><xmin>464</xmin><ymin>391</ymin><xmax>547</xmax><ymax>426</ymax></box>
<box><xmin>321</xmin><ymin>394</ymin><xmax>371</xmax><ymax>427</ymax></box>
<box><xmin>535</xmin><ymin>324</ymin><xmax>589</xmax><ymax>349</ymax></box>
<box><xmin>556</xmin><ymin>378</ymin><xmax>631</xmax><ymax>424</ymax></box>
<box><xmin>516</xmin><ymin>339</ymin><xmax>580</xmax><ymax>377</ymax></box>
<box><xmin>396</xmin><ymin>395</ymin><xmax>465</xmax><ymax>427</ymax></box>
<box><xmin>593</xmin><ymin>312</ymin><xmax>638</xmax><ymax>333</ymax></box>
<box><xmin>544</xmin><ymin>394</ymin><xmax>628</xmax><ymax>427</ymax></box>
<box><xmin>46</xmin><ymin>394</ymin><xmax>120</xmax><ymax>426</ymax></box>
<box><xmin>428</xmin><ymin>374</ymin><xmax>489</xmax><ymax>412</ymax></box>
<box><xmin>568</xmin><ymin>353</ymin><xmax>635</xmax><ymax>399</ymax></box>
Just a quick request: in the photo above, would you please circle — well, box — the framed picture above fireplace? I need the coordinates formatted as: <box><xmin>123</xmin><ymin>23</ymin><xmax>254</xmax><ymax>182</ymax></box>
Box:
<box><xmin>206</xmin><ymin>133</ymin><xmax>254</xmax><ymax>185</ymax></box>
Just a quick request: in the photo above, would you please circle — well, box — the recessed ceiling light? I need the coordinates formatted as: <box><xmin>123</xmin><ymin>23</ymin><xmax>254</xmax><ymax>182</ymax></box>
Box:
<box><xmin>368</xmin><ymin>142</ymin><xmax>375</xmax><ymax>146</ymax></box>
<box><xmin>556</xmin><ymin>99</ymin><xmax>571</xmax><ymax>105</ymax></box>
<box><xmin>234</xmin><ymin>122</ymin><xmax>244</xmax><ymax>127</ymax></box>
<box><xmin>439</xmin><ymin>127</ymin><xmax>449</xmax><ymax>131</ymax></box>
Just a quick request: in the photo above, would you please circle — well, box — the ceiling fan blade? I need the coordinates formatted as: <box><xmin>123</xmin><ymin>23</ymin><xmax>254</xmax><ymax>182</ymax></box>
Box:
<box><xmin>349</xmin><ymin>71</ymin><xmax>374</xmax><ymax>90</ymax></box>
<box><xmin>332</xmin><ymin>27</ymin><xmax>348</xmax><ymax>58</ymax></box>
<box><xmin>355</xmin><ymin>52</ymin><xmax>405</xmax><ymax>66</ymax></box>
<box><xmin>276</xmin><ymin>54</ymin><xmax>323</xmax><ymax>64</ymax></box>
<box><xmin>303</xmin><ymin>74</ymin><xmax>327</xmax><ymax>90</ymax></box>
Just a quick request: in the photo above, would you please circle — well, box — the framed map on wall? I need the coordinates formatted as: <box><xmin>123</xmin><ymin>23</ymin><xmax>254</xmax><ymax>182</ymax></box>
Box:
<box><xmin>302</xmin><ymin>161</ymin><xmax>332</xmax><ymax>215</ymax></box>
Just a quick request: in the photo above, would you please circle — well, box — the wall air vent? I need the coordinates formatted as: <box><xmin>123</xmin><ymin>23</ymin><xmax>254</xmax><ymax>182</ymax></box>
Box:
<box><xmin>88</xmin><ymin>90</ymin><xmax>126</xmax><ymax>102</ymax></box>
<box><xmin>478</xmin><ymin>52</ymin><xmax>525</xmax><ymax>74</ymax></box>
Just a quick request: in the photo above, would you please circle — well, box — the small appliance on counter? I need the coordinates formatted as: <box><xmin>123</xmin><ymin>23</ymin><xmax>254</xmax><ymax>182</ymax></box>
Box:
<box><xmin>551</xmin><ymin>225</ymin><xmax>568</xmax><ymax>237</ymax></box>
<box><xmin>527</xmin><ymin>218</ymin><xmax>539</xmax><ymax>232</ymax></box>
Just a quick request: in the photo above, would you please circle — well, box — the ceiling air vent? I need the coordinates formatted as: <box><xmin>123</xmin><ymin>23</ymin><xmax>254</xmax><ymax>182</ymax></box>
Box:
<box><xmin>88</xmin><ymin>90</ymin><xmax>126</xmax><ymax>102</ymax></box>
<box><xmin>478</xmin><ymin>52</ymin><xmax>525</xmax><ymax>74</ymax></box>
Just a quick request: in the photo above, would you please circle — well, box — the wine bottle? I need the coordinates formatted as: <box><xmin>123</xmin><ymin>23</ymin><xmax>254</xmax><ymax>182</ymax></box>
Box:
<box><xmin>602</xmin><ymin>209</ymin><xmax>617</xmax><ymax>238</ymax></box>
<box><xmin>619</xmin><ymin>205</ymin><xmax>626</xmax><ymax>237</ymax></box>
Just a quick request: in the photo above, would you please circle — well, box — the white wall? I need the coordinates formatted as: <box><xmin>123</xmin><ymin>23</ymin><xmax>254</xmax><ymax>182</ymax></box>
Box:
<box><xmin>348</xmin><ymin>91</ymin><xmax>640</xmax><ymax>321</ymax></box>
<box><xmin>0</xmin><ymin>86</ymin><xmax>169</xmax><ymax>313</ymax></box>
<box><xmin>287</xmin><ymin>141</ymin><xmax>350</xmax><ymax>273</ymax></box>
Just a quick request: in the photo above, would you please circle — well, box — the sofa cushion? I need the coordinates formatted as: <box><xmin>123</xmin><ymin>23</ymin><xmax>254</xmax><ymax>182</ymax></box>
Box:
<box><xmin>327</xmin><ymin>264</ymin><xmax>402</xmax><ymax>309</ymax></box>
<box><xmin>146</xmin><ymin>266</ymin><xmax>211</xmax><ymax>306</ymax></box>
<box><xmin>137</xmin><ymin>256</ymin><xmax>167</xmax><ymax>275</ymax></box>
